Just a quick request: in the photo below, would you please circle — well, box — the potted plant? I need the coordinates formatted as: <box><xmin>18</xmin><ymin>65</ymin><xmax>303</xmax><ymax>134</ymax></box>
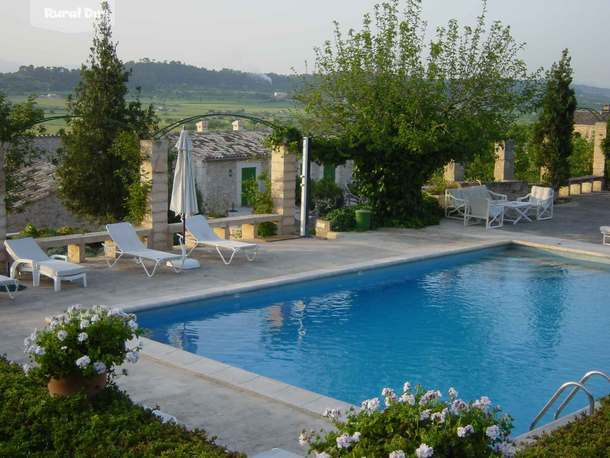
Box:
<box><xmin>23</xmin><ymin>304</ymin><xmax>142</xmax><ymax>397</ymax></box>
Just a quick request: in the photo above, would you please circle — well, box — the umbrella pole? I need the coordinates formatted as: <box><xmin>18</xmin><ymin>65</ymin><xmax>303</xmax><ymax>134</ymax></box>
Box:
<box><xmin>182</xmin><ymin>216</ymin><xmax>186</xmax><ymax>244</ymax></box>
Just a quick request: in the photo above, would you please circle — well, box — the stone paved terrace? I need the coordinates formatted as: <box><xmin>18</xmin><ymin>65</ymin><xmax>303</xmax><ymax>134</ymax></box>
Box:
<box><xmin>1</xmin><ymin>192</ymin><xmax>610</xmax><ymax>455</ymax></box>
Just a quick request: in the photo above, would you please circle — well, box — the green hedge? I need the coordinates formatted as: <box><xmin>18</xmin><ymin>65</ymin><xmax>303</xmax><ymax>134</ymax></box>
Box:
<box><xmin>0</xmin><ymin>357</ymin><xmax>243</xmax><ymax>457</ymax></box>
<box><xmin>517</xmin><ymin>397</ymin><xmax>610</xmax><ymax>457</ymax></box>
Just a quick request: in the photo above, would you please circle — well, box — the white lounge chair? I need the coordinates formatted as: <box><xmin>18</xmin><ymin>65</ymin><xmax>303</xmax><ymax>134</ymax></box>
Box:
<box><xmin>4</xmin><ymin>237</ymin><xmax>87</xmax><ymax>292</ymax></box>
<box><xmin>185</xmin><ymin>215</ymin><xmax>257</xmax><ymax>265</ymax></box>
<box><xmin>0</xmin><ymin>275</ymin><xmax>18</xmax><ymax>299</ymax></box>
<box><xmin>106</xmin><ymin>222</ymin><xmax>185</xmax><ymax>277</ymax></box>
<box><xmin>518</xmin><ymin>186</ymin><xmax>554</xmax><ymax>221</ymax></box>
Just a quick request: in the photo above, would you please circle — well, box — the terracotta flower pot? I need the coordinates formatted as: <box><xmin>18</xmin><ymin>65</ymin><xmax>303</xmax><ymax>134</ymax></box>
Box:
<box><xmin>47</xmin><ymin>373</ymin><xmax>107</xmax><ymax>398</ymax></box>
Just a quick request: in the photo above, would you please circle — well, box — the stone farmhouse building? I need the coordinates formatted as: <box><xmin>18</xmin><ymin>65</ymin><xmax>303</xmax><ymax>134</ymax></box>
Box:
<box><xmin>9</xmin><ymin>130</ymin><xmax>354</xmax><ymax>232</ymax></box>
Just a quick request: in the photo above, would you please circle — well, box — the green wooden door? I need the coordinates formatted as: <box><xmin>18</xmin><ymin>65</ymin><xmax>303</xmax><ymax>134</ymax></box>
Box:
<box><xmin>241</xmin><ymin>167</ymin><xmax>257</xmax><ymax>206</ymax></box>
<box><xmin>323</xmin><ymin>164</ymin><xmax>336</xmax><ymax>182</ymax></box>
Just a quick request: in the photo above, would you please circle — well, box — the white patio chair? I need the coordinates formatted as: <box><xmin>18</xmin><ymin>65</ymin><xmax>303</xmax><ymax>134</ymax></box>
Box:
<box><xmin>445</xmin><ymin>188</ymin><xmax>467</xmax><ymax>220</ymax></box>
<box><xmin>106</xmin><ymin>222</ymin><xmax>184</xmax><ymax>278</ymax></box>
<box><xmin>4</xmin><ymin>238</ymin><xmax>87</xmax><ymax>292</ymax></box>
<box><xmin>464</xmin><ymin>195</ymin><xmax>505</xmax><ymax>229</ymax></box>
<box><xmin>518</xmin><ymin>186</ymin><xmax>554</xmax><ymax>221</ymax></box>
<box><xmin>600</xmin><ymin>226</ymin><xmax>610</xmax><ymax>246</ymax></box>
<box><xmin>0</xmin><ymin>275</ymin><xmax>18</xmax><ymax>299</ymax></box>
<box><xmin>185</xmin><ymin>215</ymin><xmax>257</xmax><ymax>265</ymax></box>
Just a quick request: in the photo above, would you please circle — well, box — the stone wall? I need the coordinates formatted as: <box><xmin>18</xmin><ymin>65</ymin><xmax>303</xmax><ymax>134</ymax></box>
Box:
<box><xmin>7</xmin><ymin>193</ymin><xmax>94</xmax><ymax>233</ymax></box>
<box><xmin>192</xmin><ymin>158</ymin><xmax>270</xmax><ymax>215</ymax></box>
<box><xmin>485</xmin><ymin>181</ymin><xmax>529</xmax><ymax>200</ymax></box>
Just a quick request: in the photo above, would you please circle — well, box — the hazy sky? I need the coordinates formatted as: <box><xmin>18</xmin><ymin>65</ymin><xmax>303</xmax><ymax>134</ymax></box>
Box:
<box><xmin>1</xmin><ymin>0</ymin><xmax>609</xmax><ymax>87</ymax></box>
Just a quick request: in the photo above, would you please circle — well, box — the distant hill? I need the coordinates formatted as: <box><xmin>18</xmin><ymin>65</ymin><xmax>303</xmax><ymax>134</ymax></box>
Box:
<box><xmin>1</xmin><ymin>60</ymin><xmax>609</xmax><ymax>109</ymax></box>
<box><xmin>0</xmin><ymin>60</ymin><xmax>302</xmax><ymax>98</ymax></box>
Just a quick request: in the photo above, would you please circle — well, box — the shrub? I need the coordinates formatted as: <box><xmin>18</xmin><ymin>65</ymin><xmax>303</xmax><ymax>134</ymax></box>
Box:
<box><xmin>0</xmin><ymin>357</ymin><xmax>242</xmax><ymax>457</ymax></box>
<box><xmin>18</xmin><ymin>223</ymin><xmax>80</xmax><ymax>239</ymax></box>
<box><xmin>243</xmin><ymin>174</ymin><xmax>278</xmax><ymax>238</ymax></box>
<box><xmin>517</xmin><ymin>397</ymin><xmax>610</xmax><ymax>458</ymax></box>
<box><xmin>301</xmin><ymin>384</ymin><xmax>514</xmax><ymax>458</ymax></box>
<box><xmin>24</xmin><ymin>305</ymin><xmax>142</xmax><ymax>380</ymax></box>
<box><xmin>426</xmin><ymin>172</ymin><xmax>459</xmax><ymax>195</ymax></box>
<box><xmin>311</xmin><ymin>178</ymin><xmax>345</xmax><ymax>217</ymax></box>
<box><xmin>326</xmin><ymin>207</ymin><xmax>357</xmax><ymax>232</ymax></box>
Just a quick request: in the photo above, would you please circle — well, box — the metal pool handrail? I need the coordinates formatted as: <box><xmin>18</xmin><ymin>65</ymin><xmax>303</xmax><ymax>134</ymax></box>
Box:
<box><xmin>554</xmin><ymin>370</ymin><xmax>610</xmax><ymax>420</ymax></box>
<box><xmin>529</xmin><ymin>381</ymin><xmax>594</xmax><ymax>431</ymax></box>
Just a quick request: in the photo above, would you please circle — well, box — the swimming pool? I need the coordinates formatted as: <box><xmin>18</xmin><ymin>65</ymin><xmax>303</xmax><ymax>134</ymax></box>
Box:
<box><xmin>138</xmin><ymin>245</ymin><xmax>610</xmax><ymax>434</ymax></box>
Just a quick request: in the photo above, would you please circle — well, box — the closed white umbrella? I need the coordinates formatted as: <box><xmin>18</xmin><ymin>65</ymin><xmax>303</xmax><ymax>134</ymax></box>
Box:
<box><xmin>169</xmin><ymin>128</ymin><xmax>200</xmax><ymax>269</ymax></box>
<box><xmin>170</xmin><ymin>127</ymin><xmax>199</xmax><ymax>237</ymax></box>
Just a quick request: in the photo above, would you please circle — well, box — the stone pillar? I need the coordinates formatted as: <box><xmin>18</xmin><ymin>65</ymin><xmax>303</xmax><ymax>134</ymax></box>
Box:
<box><xmin>494</xmin><ymin>140</ymin><xmax>515</xmax><ymax>181</ymax></box>
<box><xmin>271</xmin><ymin>144</ymin><xmax>296</xmax><ymax>235</ymax></box>
<box><xmin>443</xmin><ymin>161</ymin><xmax>465</xmax><ymax>182</ymax></box>
<box><xmin>593</xmin><ymin>121</ymin><xmax>607</xmax><ymax>177</ymax></box>
<box><xmin>140</xmin><ymin>139</ymin><xmax>170</xmax><ymax>250</ymax></box>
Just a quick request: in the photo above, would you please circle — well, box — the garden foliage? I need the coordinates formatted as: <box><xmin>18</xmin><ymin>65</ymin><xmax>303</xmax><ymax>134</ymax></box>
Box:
<box><xmin>301</xmin><ymin>384</ymin><xmax>515</xmax><ymax>457</ymax></box>
<box><xmin>532</xmin><ymin>49</ymin><xmax>577</xmax><ymax>189</ymax></box>
<box><xmin>0</xmin><ymin>357</ymin><xmax>241</xmax><ymax>457</ymax></box>
<box><xmin>0</xmin><ymin>92</ymin><xmax>45</xmax><ymax>211</ymax></box>
<box><xmin>296</xmin><ymin>0</ymin><xmax>537</xmax><ymax>227</ymax></box>
<box><xmin>516</xmin><ymin>397</ymin><xmax>610</xmax><ymax>458</ymax></box>
<box><xmin>56</xmin><ymin>1</ymin><xmax>157</xmax><ymax>222</ymax></box>
<box><xmin>242</xmin><ymin>173</ymin><xmax>277</xmax><ymax>237</ymax></box>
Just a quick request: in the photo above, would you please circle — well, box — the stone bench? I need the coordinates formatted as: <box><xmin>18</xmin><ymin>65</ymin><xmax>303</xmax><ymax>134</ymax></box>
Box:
<box><xmin>35</xmin><ymin>227</ymin><xmax>153</xmax><ymax>264</ymax></box>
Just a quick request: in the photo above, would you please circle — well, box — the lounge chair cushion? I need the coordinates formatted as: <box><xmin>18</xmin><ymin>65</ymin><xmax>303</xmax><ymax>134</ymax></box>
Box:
<box><xmin>208</xmin><ymin>240</ymin><xmax>257</xmax><ymax>250</ymax></box>
<box><xmin>124</xmin><ymin>249</ymin><xmax>183</xmax><ymax>261</ymax></box>
<box><xmin>38</xmin><ymin>260</ymin><xmax>86</xmax><ymax>278</ymax></box>
<box><xmin>4</xmin><ymin>237</ymin><xmax>50</xmax><ymax>262</ymax></box>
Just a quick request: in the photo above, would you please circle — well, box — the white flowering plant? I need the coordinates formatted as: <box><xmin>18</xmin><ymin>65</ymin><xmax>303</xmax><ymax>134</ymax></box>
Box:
<box><xmin>301</xmin><ymin>384</ymin><xmax>516</xmax><ymax>458</ymax></box>
<box><xmin>23</xmin><ymin>305</ymin><xmax>142</xmax><ymax>380</ymax></box>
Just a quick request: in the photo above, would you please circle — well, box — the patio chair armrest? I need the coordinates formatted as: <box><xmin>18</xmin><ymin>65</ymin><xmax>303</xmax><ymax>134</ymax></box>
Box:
<box><xmin>446</xmin><ymin>194</ymin><xmax>466</xmax><ymax>206</ymax></box>
<box><xmin>9</xmin><ymin>259</ymin><xmax>37</xmax><ymax>278</ymax></box>
<box><xmin>517</xmin><ymin>194</ymin><xmax>531</xmax><ymax>202</ymax></box>
<box><xmin>50</xmin><ymin>254</ymin><xmax>68</xmax><ymax>261</ymax></box>
<box><xmin>488</xmin><ymin>190</ymin><xmax>508</xmax><ymax>200</ymax></box>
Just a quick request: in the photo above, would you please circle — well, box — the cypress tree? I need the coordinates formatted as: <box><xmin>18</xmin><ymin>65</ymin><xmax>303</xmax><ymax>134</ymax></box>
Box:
<box><xmin>57</xmin><ymin>1</ymin><xmax>156</xmax><ymax>221</ymax></box>
<box><xmin>534</xmin><ymin>49</ymin><xmax>577</xmax><ymax>189</ymax></box>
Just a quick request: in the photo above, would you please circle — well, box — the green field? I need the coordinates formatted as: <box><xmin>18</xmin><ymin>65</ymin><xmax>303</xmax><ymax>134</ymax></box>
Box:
<box><xmin>9</xmin><ymin>94</ymin><xmax>298</xmax><ymax>134</ymax></box>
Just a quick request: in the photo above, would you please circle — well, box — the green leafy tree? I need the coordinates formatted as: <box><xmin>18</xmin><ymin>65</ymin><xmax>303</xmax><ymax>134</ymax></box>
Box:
<box><xmin>0</xmin><ymin>93</ymin><xmax>45</xmax><ymax>211</ymax></box>
<box><xmin>533</xmin><ymin>49</ymin><xmax>576</xmax><ymax>189</ymax></box>
<box><xmin>296</xmin><ymin>0</ymin><xmax>537</xmax><ymax>226</ymax></box>
<box><xmin>56</xmin><ymin>1</ymin><xmax>157</xmax><ymax>222</ymax></box>
<box><xmin>569</xmin><ymin>135</ymin><xmax>593</xmax><ymax>177</ymax></box>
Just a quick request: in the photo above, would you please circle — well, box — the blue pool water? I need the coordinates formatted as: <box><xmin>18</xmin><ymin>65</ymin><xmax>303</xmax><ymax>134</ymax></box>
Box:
<box><xmin>138</xmin><ymin>246</ymin><xmax>610</xmax><ymax>434</ymax></box>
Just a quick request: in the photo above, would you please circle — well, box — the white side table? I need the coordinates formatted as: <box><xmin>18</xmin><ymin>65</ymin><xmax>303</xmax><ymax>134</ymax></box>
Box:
<box><xmin>499</xmin><ymin>201</ymin><xmax>532</xmax><ymax>225</ymax></box>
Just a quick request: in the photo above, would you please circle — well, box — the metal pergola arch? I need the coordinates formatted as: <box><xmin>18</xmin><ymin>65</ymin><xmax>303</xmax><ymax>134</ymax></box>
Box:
<box><xmin>152</xmin><ymin>112</ymin><xmax>281</xmax><ymax>139</ymax></box>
